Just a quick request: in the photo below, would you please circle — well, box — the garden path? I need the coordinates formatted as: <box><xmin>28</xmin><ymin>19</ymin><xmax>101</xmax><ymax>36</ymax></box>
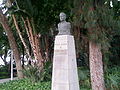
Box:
<box><xmin>0</xmin><ymin>77</ymin><xmax>18</xmax><ymax>83</ymax></box>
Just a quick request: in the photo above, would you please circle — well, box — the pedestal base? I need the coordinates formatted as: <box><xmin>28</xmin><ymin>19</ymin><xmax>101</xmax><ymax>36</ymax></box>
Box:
<box><xmin>51</xmin><ymin>35</ymin><xmax>80</xmax><ymax>90</ymax></box>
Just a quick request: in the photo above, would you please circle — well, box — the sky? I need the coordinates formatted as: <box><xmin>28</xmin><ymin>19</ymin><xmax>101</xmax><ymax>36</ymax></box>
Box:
<box><xmin>0</xmin><ymin>59</ymin><xmax>4</xmax><ymax>65</ymax></box>
<box><xmin>0</xmin><ymin>0</ymin><xmax>3</xmax><ymax>5</ymax></box>
<box><xmin>0</xmin><ymin>57</ymin><xmax>10</xmax><ymax>65</ymax></box>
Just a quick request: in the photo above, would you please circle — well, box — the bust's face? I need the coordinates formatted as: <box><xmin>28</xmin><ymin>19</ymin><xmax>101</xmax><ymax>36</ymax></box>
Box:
<box><xmin>59</xmin><ymin>13</ymin><xmax>66</xmax><ymax>22</ymax></box>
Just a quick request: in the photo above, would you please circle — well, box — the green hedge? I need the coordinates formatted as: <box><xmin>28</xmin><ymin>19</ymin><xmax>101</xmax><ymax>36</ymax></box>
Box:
<box><xmin>0</xmin><ymin>78</ymin><xmax>51</xmax><ymax>90</ymax></box>
<box><xmin>0</xmin><ymin>65</ymin><xmax>10</xmax><ymax>79</ymax></box>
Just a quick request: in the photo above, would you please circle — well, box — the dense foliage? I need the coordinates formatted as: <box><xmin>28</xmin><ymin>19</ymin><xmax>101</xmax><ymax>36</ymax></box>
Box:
<box><xmin>13</xmin><ymin>0</ymin><xmax>73</xmax><ymax>34</ymax></box>
<box><xmin>78</xmin><ymin>66</ymin><xmax>120</xmax><ymax>90</ymax></box>
<box><xmin>22</xmin><ymin>61</ymin><xmax>52</xmax><ymax>82</ymax></box>
<box><xmin>0</xmin><ymin>66</ymin><xmax>120</xmax><ymax>90</ymax></box>
<box><xmin>0</xmin><ymin>79</ymin><xmax>51</xmax><ymax>90</ymax></box>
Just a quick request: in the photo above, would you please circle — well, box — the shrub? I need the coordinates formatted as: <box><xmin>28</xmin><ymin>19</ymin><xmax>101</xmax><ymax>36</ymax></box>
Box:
<box><xmin>78</xmin><ymin>67</ymin><xmax>91</xmax><ymax>90</ymax></box>
<box><xmin>22</xmin><ymin>61</ymin><xmax>52</xmax><ymax>82</ymax></box>
<box><xmin>78</xmin><ymin>66</ymin><xmax>120</xmax><ymax>90</ymax></box>
<box><xmin>22</xmin><ymin>65</ymin><xmax>41</xmax><ymax>82</ymax></box>
<box><xmin>105</xmin><ymin>66</ymin><xmax>120</xmax><ymax>90</ymax></box>
<box><xmin>0</xmin><ymin>78</ymin><xmax>51</xmax><ymax>90</ymax></box>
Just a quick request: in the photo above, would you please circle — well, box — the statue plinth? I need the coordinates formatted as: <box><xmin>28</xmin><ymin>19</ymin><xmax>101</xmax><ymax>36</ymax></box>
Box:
<box><xmin>51</xmin><ymin>35</ymin><xmax>80</xmax><ymax>90</ymax></box>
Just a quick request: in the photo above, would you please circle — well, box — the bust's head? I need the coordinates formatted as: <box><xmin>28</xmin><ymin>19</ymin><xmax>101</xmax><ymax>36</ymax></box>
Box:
<box><xmin>59</xmin><ymin>12</ymin><xmax>66</xmax><ymax>22</ymax></box>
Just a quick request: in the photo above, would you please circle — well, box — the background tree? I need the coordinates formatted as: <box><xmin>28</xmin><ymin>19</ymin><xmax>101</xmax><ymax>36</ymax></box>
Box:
<box><xmin>6</xmin><ymin>0</ymin><xmax>73</xmax><ymax>67</ymax></box>
<box><xmin>0</xmin><ymin>8</ymin><xmax>23</xmax><ymax>78</ymax></box>
<box><xmin>72</xmin><ymin>0</ymin><xmax>120</xmax><ymax>89</ymax></box>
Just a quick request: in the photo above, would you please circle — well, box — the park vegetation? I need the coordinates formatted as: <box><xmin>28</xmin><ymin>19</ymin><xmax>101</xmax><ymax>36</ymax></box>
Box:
<box><xmin>0</xmin><ymin>0</ymin><xmax>120</xmax><ymax>90</ymax></box>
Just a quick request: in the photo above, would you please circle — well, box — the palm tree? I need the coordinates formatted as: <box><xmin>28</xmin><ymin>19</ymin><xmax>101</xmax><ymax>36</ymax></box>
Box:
<box><xmin>9</xmin><ymin>0</ymin><xmax>72</xmax><ymax>68</ymax></box>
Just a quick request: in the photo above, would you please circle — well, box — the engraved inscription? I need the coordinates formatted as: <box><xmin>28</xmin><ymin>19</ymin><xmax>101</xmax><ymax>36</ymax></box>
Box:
<box><xmin>54</xmin><ymin>50</ymin><xmax>67</xmax><ymax>55</ymax></box>
<box><xmin>54</xmin><ymin>44</ymin><xmax>67</xmax><ymax>50</ymax></box>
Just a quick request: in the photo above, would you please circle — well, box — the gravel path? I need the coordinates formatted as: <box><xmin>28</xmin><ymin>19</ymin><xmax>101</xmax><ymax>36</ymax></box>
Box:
<box><xmin>0</xmin><ymin>77</ymin><xmax>18</xmax><ymax>83</ymax></box>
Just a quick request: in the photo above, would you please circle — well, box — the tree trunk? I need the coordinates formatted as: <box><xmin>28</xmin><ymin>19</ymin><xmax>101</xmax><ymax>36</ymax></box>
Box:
<box><xmin>12</xmin><ymin>15</ymin><xmax>32</xmax><ymax>62</ymax></box>
<box><xmin>89</xmin><ymin>41</ymin><xmax>105</xmax><ymax>90</ymax></box>
<box><xmin>0</xmin><ymin>8</ymin><xmax>23</xmax><ymax>78</ymax></box>
<box><xmin>22</xmin><ymin>17</ymin><xmax>43</xmax><ymax>67</ymax></box>
<box><xmin>34</xmin><ymin>34</ymin><xmax>43</xmax><ymax>67</ymax></box>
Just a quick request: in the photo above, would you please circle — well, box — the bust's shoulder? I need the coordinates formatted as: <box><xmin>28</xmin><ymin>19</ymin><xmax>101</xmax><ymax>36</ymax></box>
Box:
<box><xmin>66</xmin><ymin>22</ymin><xmax>71</xmax><ymax>25</ymax></box>
<box><xmin>58</xmin><ymin>23</ymin><xmax>60</xmax><ymax>27</ymax></box>
<box><xmin>58</xmin><ymin>23</ymin><xmax>60</xmax><ymax>25</ymax></box>
<box><xmin>58</xmin><ymin>21</ymin><xmax>71</xmax><ymax>27</ymax></box>
<box><xmin>59</xmin><ymin>22</ymin><xmax>70</xmax><ymax>24</ymax></box>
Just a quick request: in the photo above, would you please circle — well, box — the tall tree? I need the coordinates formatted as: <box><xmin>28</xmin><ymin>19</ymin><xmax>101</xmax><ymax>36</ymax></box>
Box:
<box><xmin>73</xmin><ymin>0</ymin><xmax>105</xmax><ymax>89</ymax></box>
<box><xmin>88</xmin><ymin>1</ymin><xmax>105</xmax><ymax>89</ymax></box>
<box><xmin>72</xmin><ymin>0</ymin><xmax>120</xmax><ymax>89</ymax></box>
<box><xmin>0</xmin><ymin>8</ymin><xmax>23</xmax><ymax>78</ymax></box>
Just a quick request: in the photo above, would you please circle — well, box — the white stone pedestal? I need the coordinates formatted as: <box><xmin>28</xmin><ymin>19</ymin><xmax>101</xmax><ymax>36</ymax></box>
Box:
<box><xmin>52</xmin><ymin>35</ymin><xmax>80</xmax><ymax>90</ymax></box>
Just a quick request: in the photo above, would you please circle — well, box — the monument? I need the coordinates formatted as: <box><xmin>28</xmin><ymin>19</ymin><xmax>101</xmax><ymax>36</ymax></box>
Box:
<box><xmin>51</xmin><ymin>12</ymin><xmax>80</xmax><ymax>90</ymax></box>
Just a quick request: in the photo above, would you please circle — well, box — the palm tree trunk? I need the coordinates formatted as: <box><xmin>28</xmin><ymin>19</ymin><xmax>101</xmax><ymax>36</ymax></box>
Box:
<box><xmin>34</xmin><ymin>34</ymin><xmax>43</xmax><ymax>67</ymax></box>
<box><xmin>12</xmin><ymin>14</ymin><xmax>32</xmax><ymax>62</ymax></box>
<box><xmin>22</xmin><ymin>17</ymin><xmax>43</xmax><ymax>67</ymax></box>
<box><xmin>89</xmin><ymin>41</ymin><xmax>105</xmax><ymax>90</ymax></box>
<box><xmin>0</xmin><ymin>8</ymin><xmax>23</xmax><ymax>78</ymax></box>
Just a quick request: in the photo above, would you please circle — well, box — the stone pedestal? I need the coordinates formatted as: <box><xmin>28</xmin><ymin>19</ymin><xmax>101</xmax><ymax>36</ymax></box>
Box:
<box><xmin>52</xmin><ymin>35</ymin><xmax>80</xmax><ymax>90</ymax></box>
